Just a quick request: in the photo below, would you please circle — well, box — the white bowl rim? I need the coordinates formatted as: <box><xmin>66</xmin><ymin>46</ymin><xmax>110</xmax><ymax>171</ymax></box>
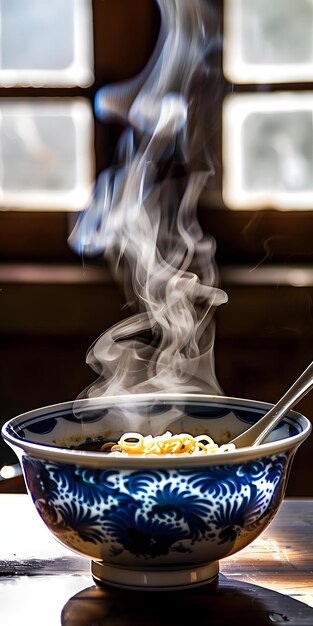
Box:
<box><xmin>2</xmin><ymin>393</ymin><xmax>311</xmax><ymax>468</ymax></box>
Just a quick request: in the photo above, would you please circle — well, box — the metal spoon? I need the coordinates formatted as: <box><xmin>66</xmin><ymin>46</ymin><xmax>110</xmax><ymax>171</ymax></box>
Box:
<box><xmin>230</xmin><ymin>361</ymin><xmax>313</xmax><ymax>448</ymax></box>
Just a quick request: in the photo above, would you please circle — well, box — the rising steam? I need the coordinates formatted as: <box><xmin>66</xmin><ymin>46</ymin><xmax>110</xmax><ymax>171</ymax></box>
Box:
<box><xmin>69</xmin><ymin>0</ymin><xmax>227</xmax><ymax>397</ymax></box>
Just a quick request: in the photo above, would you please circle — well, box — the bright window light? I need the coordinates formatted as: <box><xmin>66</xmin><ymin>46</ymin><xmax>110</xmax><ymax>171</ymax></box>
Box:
<box><xmin>0</xmin><ymin>99</ymin><xmax>94</xmax><ymax>211</ymax></box>
<box><xmin>223</xmin><ymin>93</ymin><xmax>313</xmax><ymax>210</ymax></box>
<box><xmin>0</xmin><ymin>465</ymin><xmax>16</xmax><ymax>479</ymax></box>
<box><xmin>223</xmin><ymin>0</ymin><xmax>313</xmax><ymax>84</ymax></box>
<box><xmin>0</xmin><ymin>0</ymin><xmax>94</xmax><ymax>86</ymax></box>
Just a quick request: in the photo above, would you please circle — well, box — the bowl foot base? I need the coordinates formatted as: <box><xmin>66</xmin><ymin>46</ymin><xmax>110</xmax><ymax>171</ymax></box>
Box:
<box><xmin>91</xmin><ymin>560</ymin><xmax>219</xmax><ymax>590</ymax></box>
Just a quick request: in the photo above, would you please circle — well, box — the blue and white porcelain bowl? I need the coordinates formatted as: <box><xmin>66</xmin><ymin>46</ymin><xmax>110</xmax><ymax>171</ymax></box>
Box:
<box><xmin>2</xmin><ymin>394</ymin><xmax>311</xmax><ymax>590</ymax></box>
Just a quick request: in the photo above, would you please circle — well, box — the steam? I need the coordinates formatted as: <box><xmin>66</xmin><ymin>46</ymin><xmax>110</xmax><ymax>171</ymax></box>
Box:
<box><xmin>69</xmin><ymin>0</ymin><xmax>227</xmax><ymax>398</ymax></box>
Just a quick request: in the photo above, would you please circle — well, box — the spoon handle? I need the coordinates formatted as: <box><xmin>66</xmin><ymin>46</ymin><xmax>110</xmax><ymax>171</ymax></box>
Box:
<box><xmin>231</xmin><ymin>361</ymin><xmax>313</xmax><ymax>448</ymax></box>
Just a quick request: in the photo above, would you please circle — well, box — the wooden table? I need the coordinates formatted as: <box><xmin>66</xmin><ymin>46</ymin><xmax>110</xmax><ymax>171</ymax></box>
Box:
<box><xmin>0</xmin><ymin>495</ymin><xmax>312</xmax><ymax>626</ymax></box>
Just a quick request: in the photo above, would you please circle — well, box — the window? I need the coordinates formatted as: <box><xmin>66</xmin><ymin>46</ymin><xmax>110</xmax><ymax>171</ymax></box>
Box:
<box><xmin>223</xmin><ymin>93</ymin><xmax>313</xmax><ymax>210</ymax></box>
<box><xmin>0</xmin><ymin>98</ymin><xmax>94</xmax><ymax>210</ymax></box>
<box><xmin>222</xmin><ymin>0</ymin><xmax>313</xmax><ymax>213</ymax></box>
<box><xmin>223</xmin><ymin>0</ymin><xmax>313</xmax><ymax>84</ymax></box>
<box><xmin>0</xmin><ymin>0</ymin><xmax>94</xmax><ymax>212</ymax></box>
<box><xmin>0</xmin><ymin>1</ymin><xmax>312</xmax><ymax>262</ymax></box>
<box><xmin>0</xmin><ymin>0</ymin><xmax>93</xmax><ymax>86</ymax></box>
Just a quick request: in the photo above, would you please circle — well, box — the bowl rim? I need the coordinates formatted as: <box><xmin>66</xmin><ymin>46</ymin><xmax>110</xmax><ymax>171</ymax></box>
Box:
<box><xmin>2</xmin><ymin>393</ymin><xmax>312</xmax><ymax>467</ymax></box>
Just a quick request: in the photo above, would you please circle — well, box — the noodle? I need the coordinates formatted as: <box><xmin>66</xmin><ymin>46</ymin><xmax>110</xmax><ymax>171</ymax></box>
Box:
<box><xmin>101</xmin><ymin>432</ymin><xmax>236</xmax><ymax>456</ymax></box>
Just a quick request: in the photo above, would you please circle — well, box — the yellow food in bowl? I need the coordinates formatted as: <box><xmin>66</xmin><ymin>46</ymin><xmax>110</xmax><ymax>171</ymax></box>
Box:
<box><xmin>102</xmin><ymin>432</ymin><xmax>236</xmax><ymax>456</ymax></box>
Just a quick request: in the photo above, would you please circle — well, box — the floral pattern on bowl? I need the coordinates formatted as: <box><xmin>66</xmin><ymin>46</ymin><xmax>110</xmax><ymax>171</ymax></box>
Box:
<box><xmin>23</xmin><ymin>453</ymin><xmax>288</xmax><ymax>564</ymax></box>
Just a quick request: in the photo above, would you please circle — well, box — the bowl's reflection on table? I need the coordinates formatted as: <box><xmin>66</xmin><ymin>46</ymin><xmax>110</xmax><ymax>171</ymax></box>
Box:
<box><xmin>61</xmin><ymin>577</ymin><xmax>313</xmax><ymax>626</ymax></box>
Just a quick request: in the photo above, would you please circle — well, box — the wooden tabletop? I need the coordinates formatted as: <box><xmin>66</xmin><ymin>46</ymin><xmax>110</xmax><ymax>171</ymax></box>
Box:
<box><xmin>0</xmin><ymin>495</ymin><xmax>312</xmax><ymax>626</ymax></box>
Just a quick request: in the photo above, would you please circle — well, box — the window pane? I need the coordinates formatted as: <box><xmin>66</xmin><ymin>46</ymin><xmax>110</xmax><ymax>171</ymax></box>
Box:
<box><xmin>223</xmin><ymin>0</ymin><xmax>313</xmax><ymax>83</ymax></box>
<box><xmin>0</xmin><ymin>99</ymin><xmax>94</xmax><ymax>210</ymax></box>
<box><xmin>0</xmin><ymin>0</ymin><xmax>93</xmax><ymax>86</ymax></box>
<box><xmin>241</xmin><ymin>0</ymin><xmax>313</xmax><ymax>65</ymax></box>
<box><xmin>243</xmin><ymin>112</ymin><xmax>313</xmax><ymax>193</ymax></box>
<box><xmin>223</xmin><ymin>93</ymin><xmax>313</xmax><ymax>210</ymax></box>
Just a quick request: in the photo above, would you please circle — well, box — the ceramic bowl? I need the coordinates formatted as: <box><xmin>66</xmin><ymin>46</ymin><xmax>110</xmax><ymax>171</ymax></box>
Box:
<box><xmin>2</xmin><ymin>393</ymin><xmax>311</xmax><ymax>590</ymax></box>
